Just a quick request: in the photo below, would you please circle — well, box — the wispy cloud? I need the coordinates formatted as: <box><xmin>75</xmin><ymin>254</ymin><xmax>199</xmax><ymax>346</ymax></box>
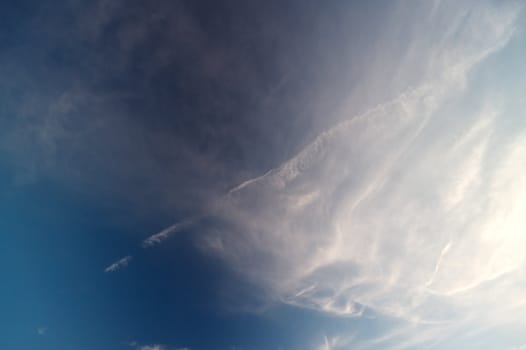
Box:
<box><xmin>315</xmin><ymin>335</ymin><xmax>343</xmax><ymax>350</ymax></box>
<box><xmin>187</xmin><ymin>1</ymin><xmax>525</xmax><ymax>348</ymax></box>
<box><xmin>97</xmin><ymin>0</ymin><xmax>524</xmax><ymax>348</ymax></box>
<box><xmin>104</xmin><ymin>255</ymin><xmax>132</xmax><ymax>273</ymax></box>
<box><xmin>139</xmin><ymin>346</ymin><xmax>165</xmax><ymax>350</ymax></box>
<box><xmin>37</xmin><ymin>327</ymin><xmax>46</xmax><ymax>336</ymax></box>
<box><xmin>131</xmin><ymin>343</ymin><xmax>189</xmax><ymax>350</ymax></box>
<box><xmin>142</xmin><ymin>219</ymin><xmax>195</xmax><ymax>247</ymax></box>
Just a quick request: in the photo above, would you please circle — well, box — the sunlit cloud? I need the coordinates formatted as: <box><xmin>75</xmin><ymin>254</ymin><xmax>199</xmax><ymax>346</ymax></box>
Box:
<box><xmin>180</xmin><ymin>1</ymin><xmax>526</xmax><ymax>348</ymax></box>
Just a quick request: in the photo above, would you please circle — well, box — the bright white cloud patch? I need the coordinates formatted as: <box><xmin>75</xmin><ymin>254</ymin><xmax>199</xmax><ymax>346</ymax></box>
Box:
<box><xmin>188</xmin><ymin>1</ymin><xmax>526</xmax><ymax>348</ymax></box>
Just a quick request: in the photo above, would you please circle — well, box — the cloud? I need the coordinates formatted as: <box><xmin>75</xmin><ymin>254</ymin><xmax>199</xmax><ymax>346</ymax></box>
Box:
<box><xmin>125</xmin><ymin>340</ymin><xmax>189</xmax><ymax>350</ymax></box>
<box><xmin>104</xmin><ymin>256</ymin><xmax>132</xmax><ymax>273</ymax></box>
<box><xmin>140</xmin><ymin>346</ymin><xmax>165</xmax><ymax>350</ymax></box>
<box><xmin>37</xmin><ymin>327</ymin><xmax>46</xmax><ymax>336</ymax></box>
<box><xmin>134</xmin><ymin>344</ymin><xmax>189</xmax><ymax>350</ymax></box>
<box><xmin>141</xmin><ymin>346</ymin><xmax>190</xmax><ymax>350</ymax></box>
<box><xmin>209</xmin><ymin>0</ymin><xmax>520</xmax><ymax>311</ymax></box>
<box><xmin>177</xmin><ymin>1</ymin><xmax>525</xmax><ymax>348</ymax></box>
<box><xmin>315</xmin><ymin>335</ymin><xmax>342</xmax><ymax>350</ymax></box>
<box><xmin>143</xmin><ymin>219</ymin><xmax>195</xmax><ymax>248</ymax></box>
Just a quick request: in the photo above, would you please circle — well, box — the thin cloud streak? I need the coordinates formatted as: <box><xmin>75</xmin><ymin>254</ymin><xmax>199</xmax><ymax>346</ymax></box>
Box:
<box><xmin>139</xmin><ymin>346</ymin><xmax>164</xmax><ymax>350</ymax></box>
<box><xmin>133</xmin><ymin>343</ymin><xmax>189</xmax><ymax>350</ymax></box>
<box><xmin>104</xmin><ymin>256</ymin><xmax>132</xmax><ymax>273</ymax></box>
<box><xmin>315</xmin><ymin>335</ymin><xmax>342</xmax><ymax>350</ymax></box>
<box><xmin>142</xmin><ymin>219</ymin><xmax>195</xmax><ymax>248</ymax></box>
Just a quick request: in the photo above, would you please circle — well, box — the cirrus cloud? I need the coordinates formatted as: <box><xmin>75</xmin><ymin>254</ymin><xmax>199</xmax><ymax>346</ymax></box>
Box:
<box><xmin>186</xmin><ymin>1</ymin><xmax>526</xmax><ymax>348</ymax></box>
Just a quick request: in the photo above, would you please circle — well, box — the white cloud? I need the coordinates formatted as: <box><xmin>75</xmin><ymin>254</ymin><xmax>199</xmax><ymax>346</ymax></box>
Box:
<box><xmin>143</xmin><ymin>219</ymin><xmax>195</xmax><ymax>247</ymax></box>
<box><xmin>143</xmin><ymin>1</ymin><xmax>524</xmax><ymax>348</ymax></box>
<box><xmin>187</xmin><ymin>1</ymin><xmax>525</xmax><ymax>348</ymax></box>
<box><xmin>315</xmin><ymin>335</ymin><xmax>343</xmax><ymax>350</ymax></box>
<box><xmin>104</xmin><ymin>255</ymin><xmax>132</xmax><ymax>273</ymax></box>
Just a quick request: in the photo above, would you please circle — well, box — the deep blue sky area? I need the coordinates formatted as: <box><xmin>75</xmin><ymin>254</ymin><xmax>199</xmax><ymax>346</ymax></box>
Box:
<box><xmin>2</xmin><ymin>1</ymin><xmax>526</xmax><ymax>349</ymax></box>
<box><xmin>0</xmin><ymin>168</ymin><xmax>380</xmax><ymax>350</ymax></box>
<box><xmin>0</xmin><ymin>165</ymin><xmax>347</xmax><ymax>350</ymax></box>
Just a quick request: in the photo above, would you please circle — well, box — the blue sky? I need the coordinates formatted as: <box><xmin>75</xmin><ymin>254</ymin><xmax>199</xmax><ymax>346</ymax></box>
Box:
<box><xmin>1</xmin><ymin>1</ymin><xmax>526</xmax><ymax>349</ymax></box>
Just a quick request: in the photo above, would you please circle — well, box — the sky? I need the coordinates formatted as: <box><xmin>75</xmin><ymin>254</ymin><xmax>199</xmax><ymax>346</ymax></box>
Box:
<box><xmin>1</xmin><ymin>1</ymin><xmax>526</xmax><ymax>349</ymax></box>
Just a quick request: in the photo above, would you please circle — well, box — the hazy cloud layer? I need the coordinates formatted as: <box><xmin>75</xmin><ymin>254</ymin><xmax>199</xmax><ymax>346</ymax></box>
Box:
<box><xmin>187</xmin><ymin>1</ymin><xmax>526</xmax><ymax>348</ymax></box>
